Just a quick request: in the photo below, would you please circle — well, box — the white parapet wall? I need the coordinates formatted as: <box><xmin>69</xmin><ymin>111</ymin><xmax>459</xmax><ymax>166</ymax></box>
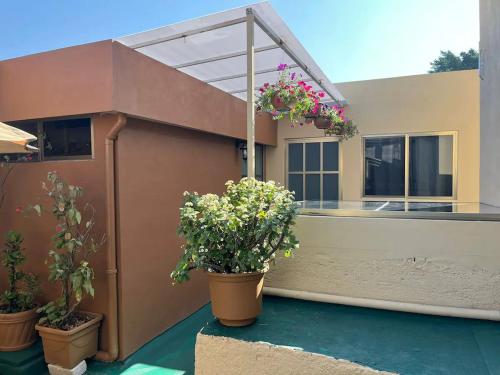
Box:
<box><xmin>195</xmin><ymin>333</ymin><xmax>396</xmax><ymax>375</ymax></box>
<box><xmin>265</xmin><ymin>215</ymin><xmax>500</xmax><ymax>317</ymax></box>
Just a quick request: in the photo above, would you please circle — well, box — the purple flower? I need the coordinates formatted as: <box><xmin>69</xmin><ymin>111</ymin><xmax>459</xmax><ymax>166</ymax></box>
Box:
<box><xmin>291</xmin><ymin>72</ymin><xmax>296</xmax><ymax>80</ymax></box>
<box><xmin>277</xmin><ymin>63</ymin><xmax>288</xmax><ymax>71</ymax></box>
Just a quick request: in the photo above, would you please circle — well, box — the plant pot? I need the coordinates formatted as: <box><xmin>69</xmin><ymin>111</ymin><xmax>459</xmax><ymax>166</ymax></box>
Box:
<box><xmin>0</xmin><ymin>307</ymin><xmax>38</xmax><ymax>351</ymax></box>
<box><xmin>35</xmin><ymin>312</ymin><xmax>102</xmax><ymax>369</ymax></box>
<box><xmin>271</xmin><ymin>95</ymin><xmax>295</xmax><ymax>113</ymax></box>
<box><xmin>207</xmin><ymin>272</ymin><xmax>264</xmax><ymax>327</ymax></box>
<box><xmin>314</xmin><ymin>116</ymin><xmax>332</xmax><ymax>129</ymax></box>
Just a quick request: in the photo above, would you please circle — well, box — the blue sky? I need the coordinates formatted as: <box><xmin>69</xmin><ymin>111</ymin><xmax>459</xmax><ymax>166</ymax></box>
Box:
<box><xmin>0</xmin><ymin>0</ymin><xmax>478</xmax><ymax>82</ymax></box>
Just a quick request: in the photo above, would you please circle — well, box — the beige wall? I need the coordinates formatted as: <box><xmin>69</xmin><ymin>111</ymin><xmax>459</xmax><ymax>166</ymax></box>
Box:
<box><xmin>480</xmin><ymin>0</ymin><xmax>500</xmax><ymax>206</ymax></box>
<box><xmin>266</xmin><ymin>215</ymin><xmax>500</xmax><ymax>311</ymax></box>
<box><xmin>196</xmin><ymin>334</ymin><xmax>395</xmax><ymax>375</ymax></box>
<box><xmin>267</xmin><ymin>70</ymin><xmax>479</xmax><ymax>202</ymax></box>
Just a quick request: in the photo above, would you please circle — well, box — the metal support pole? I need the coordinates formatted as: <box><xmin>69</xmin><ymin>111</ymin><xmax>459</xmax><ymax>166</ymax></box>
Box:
<box><xmin>246</xmin><ymin>8</ymin><xmax>256</xmax><ymax>179</ymax></box>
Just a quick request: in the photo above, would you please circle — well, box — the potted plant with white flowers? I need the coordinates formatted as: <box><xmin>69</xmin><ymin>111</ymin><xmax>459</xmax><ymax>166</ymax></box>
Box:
<box><xmin>171</xmin><ymin>178</ymin><xmax>299</xmax><ymax>327</ymax></box>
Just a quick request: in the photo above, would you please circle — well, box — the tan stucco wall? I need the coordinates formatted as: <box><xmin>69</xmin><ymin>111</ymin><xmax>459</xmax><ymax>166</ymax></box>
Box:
<box><xmin>266</xmin><ymin>216</ymin><xmax>500</xmax><ymax>311</ymax></box>
<box><xmin>266</xmin><ymin>70</ymin><xmax>479</xmax><ymax>202</ymax></box>
<box><xmin>115</xmin><ymin>118</ymin><xmax>241</xmax><ymax>359</ymax></box>
<box><xmin>0</xmin><ymin>114</ymin><xmax>117</xmax><ymax>354</ymax></box>
<box><xmin>195</xmin><ymin>334</ymin><xmax>395</xmax><ymax>375</ymax></box>
<box><xmin>480</xmin><ymin>0</ymin><xmax>500</xmax><ymax>206</ymax></box>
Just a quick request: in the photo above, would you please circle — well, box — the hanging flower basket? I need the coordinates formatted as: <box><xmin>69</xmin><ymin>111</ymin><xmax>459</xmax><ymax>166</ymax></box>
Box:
<box><xmin>271</xmin><ymin>94</ymin><xmax>296</xmax><ymax>113</ymax></box>
<box><xmin>313</xmin><ymin>116</ymin><xmax>332</xmax><ymax>129</ymax></box>
<box><xmin>256</xmin><ymin>64</ymin><xmax>322</xmax><ymax>124</ymax></box>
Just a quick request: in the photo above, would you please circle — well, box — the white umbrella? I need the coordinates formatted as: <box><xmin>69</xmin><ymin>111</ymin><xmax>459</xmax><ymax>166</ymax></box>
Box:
<box><xmin>0</xmin><ymin>122</ymin><xmax>38</xmax><ymax>154</ymax></box>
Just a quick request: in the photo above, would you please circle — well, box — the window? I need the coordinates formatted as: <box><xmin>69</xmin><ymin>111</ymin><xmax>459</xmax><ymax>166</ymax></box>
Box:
<box><xmin>241</xmin><ymin>143</ymin><xmax>264</xmax><ymax>181</ymax></box>
<box><xmin>43</xmin><ymin>118</ymin><xmax>92</xmax><ymax>159</ymax></box>
<box><xmin>2</xmin><ymin>117</ymin><xmax>92</xmax><ymax>162</ymax></box>
<box><xmin>363</xmin><ymin>132</ymin><xmax>456</xmax><ymax>199</ymax></box>
<box><xmin>287</xmin><ymin>139</ymin><xmax>340</xmax><ymax>201</ymax></box>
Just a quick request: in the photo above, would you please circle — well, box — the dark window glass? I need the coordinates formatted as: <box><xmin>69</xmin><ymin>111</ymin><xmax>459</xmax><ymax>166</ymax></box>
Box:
<box><xmin>43</xmin><ymin>118</ymin><xmax>91</xmax><ymax>158</ymax></box>
<box><xmin>288</xmin><ymin>143</ymin><xmax>303</xmax><ymax>172</ymax></box>
<box><xmin>241</xmin><ymin>143</ymin><xmax>264</xmax><ymax>181</ymax></box>
<box><xmin>288</xmin><ymin>174</ymin><xmax>303</xmax><ymax>201</ymax></box>
<box><xmin>305</xmin><ymin>174</ymin><xmax>320</xmax><ymax>200</ymax></box>
<box><xmin>364</xmin><ymin>137</ymin><xmax>405</xmax><ymax>196</ymax></box>
<box><xmin>409</xmin><ymin>135</ymin><xmax>453</xmax><ymax>197</ymax></box>
<box><xmin>323</xmin><ymin>142</ymin><xmax>339</xmax><ymax>171</ymax></box>
<box><xmin>305</xmin><ymin>143</ymin><xmax>320</xmax><ymax>171</ymax></box>
<box><xmin>0</xmin><ymin>122</ymin><xmax>39</xmax><ymax>162</ymax></box>
<box><xmin>323</xmin><ymin>174</ymin><xmax>339</xmax><ymax>201</ymax></box>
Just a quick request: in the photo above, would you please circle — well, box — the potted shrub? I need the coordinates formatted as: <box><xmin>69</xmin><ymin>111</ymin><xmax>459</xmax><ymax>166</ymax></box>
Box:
<box><xmin>171</xmin><ymin>178</ymin><xmax>299</xmax><ymax>327</ymax></box>
<box><xmin>256</xmin><ymin>64</ymin><xmax>322</xmax><ymax>124</ymax></box>
<box><xmin>32</xmin><ymin>172</ymin><xmax>105</xmax><ymax>369</ymax></box>
<box><xmin>0</xmin><ymin>230</ymin><xmax>39</xmax><ymax>351</ymax></box>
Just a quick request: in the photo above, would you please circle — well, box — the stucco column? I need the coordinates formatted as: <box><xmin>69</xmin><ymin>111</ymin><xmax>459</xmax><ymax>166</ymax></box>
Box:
<box><xmin>480</xmin><ymin>0</ymin><xmax>500</xmax><ymax>206</ymax></box>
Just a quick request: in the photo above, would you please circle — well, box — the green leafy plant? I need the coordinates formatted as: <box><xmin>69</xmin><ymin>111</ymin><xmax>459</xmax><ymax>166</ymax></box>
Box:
<box><xmin>171</xmin><ymin>178</ymin><xmax>299</xmax><ymax>283</ymax></box>
<box><xmin>32</xmin><ymin>172</ymin><xmax>105</xmax><ymax>329</ymax></box>
<box><xmin>0</xmin><ymin>230</ymin><xmax>39</xmax><ymax>314</ymax></box>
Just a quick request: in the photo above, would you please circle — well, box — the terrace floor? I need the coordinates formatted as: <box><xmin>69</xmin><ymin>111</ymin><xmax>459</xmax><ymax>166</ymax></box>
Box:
<box><xmin>1</xmin><ymin>296</ymin><xmax>499</xmax><ymax>374</ymax></box>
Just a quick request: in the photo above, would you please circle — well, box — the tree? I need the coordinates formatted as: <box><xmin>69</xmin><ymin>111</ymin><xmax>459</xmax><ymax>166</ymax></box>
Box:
<box><xmin>429</xmin><ymin>49</ymin><xmax>479</xmax><ymax>73</ymax></box>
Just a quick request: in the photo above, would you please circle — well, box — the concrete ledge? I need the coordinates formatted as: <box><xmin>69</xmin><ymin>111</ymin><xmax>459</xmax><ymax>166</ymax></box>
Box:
<box><xmin>195</xmin><ymin>333</ymin><xmax>396</xmax><ymax>375</ymax></box>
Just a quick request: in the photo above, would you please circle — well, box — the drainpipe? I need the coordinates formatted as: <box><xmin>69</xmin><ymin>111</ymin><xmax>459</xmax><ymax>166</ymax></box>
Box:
<box><xmin>96</xmin><ymin>113</ymin><xmax>127</xmax><ymax>362</ymax></box>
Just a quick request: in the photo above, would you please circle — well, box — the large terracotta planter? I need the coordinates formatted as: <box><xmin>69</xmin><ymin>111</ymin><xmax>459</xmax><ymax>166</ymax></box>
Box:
<box><xmin>0</xmin><ymin>307</ymin><xmax>38</xmax><ymax>351</ymax></box>
<box><xmin>207</xmin><ymin>272</ymin><xmax>264</xmax><ymax>327</ymax></box>
<box><xmin>35</xmin><ymin>312</ymin><xmax>102</xmax><ymax>369</ymax></box>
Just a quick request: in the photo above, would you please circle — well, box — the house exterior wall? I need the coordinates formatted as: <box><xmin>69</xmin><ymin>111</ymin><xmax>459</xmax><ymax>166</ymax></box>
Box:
<box><xmin>480</xmin><ymin>0</ymin><xmax>500</xmax><ymax>206</ymax></box>
<box><xmin>266</xmin><ymin>70</ymin><xmax>480</xmax><ymax>202</ymax></box>
<box><xmin>115</xmin><ymin>118</ymin><xmax>241</xmax><ymax>359</ymax></box>
<box><xmin>266</xmin><ymin>215</ymin><xmax>500</xmax><ymax>311</ymax></box>
<box><xmin>0</xmin><ymin>114</ymin><xmax>116</xmax><ymax>353</ymax></box>
<box><xmin>0</xmin><ymin>40</ymin><xmax>277</xmax><ymax>146</ymax></box>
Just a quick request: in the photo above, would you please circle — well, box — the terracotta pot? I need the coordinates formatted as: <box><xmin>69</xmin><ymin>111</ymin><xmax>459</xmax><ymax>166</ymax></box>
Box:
<box><xmin>0</xmin><ymin>307</ymin><xmax>38</xmax><ymax>351</ymax></box>
<box><xmin>314</xmin><ymin>116</ymin><xmax>332</xmax><ymax>129</ymax></box>
<box><xmin>207</xmin><ymin>272</ymin><xmax>264</xmax><ymax>327</ymax></box>
<box><xmin>271</xmin><ymin>95</ymin><xmax>295</xmax><ymax>112</ymax></box>
<box><xmin>35</xmin><ymin>312</ymin><xmax>102</xmax><ymax>369</ymax></box>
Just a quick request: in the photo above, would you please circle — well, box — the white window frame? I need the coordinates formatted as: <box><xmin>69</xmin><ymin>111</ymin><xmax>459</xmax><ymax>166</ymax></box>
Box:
<box><xmin>286</xmin><ymin>137</ymin><xmax>342</xmax><ymax>201</ymax></box>
<box><xmin>362</xmin><ymin>131</ymin><xmax>458</xmax><ymax>201</ymax></box>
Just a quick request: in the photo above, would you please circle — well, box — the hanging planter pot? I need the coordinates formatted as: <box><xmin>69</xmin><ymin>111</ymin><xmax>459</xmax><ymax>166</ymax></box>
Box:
<box><xmin>314</xmin><ymin>116</ymin><xmax>332</xmax><ymax>130</ymax></box>
<box><xmin>303</xmin><ymin>111</ymin><xmax>318</xmax><ymax>124</ymax></box>
<box><xmin>271</xmin><ymin>94</ymin><xmax>295</xmax><ymax>113</ymax></box>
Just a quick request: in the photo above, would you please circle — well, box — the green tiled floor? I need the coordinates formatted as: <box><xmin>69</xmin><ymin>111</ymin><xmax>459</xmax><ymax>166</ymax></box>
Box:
<box><xmin>3</xmin><ymin>297</ymin><xmax>500</xmax><ymax>374</ymax></box>
<box><xmin>202</xmin><ymin>296</ymin><xmax>500</xmax><ymax>375</ymax></box>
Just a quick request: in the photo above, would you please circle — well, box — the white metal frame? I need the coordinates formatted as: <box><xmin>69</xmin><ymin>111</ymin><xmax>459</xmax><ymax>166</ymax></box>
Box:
<box><xmin>117</xmin><ymin>2</ymin><xmax>346</xmax><ymax>178</ymax></box>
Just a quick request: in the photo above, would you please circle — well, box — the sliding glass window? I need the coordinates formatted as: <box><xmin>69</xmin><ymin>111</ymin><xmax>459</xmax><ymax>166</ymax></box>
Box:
<box><xmin>287</xmin><ymin>139</ymin><xmax>340</xmax><ymax>201</ymax></box>
<box><xmin>363</xmin><ymin>132</ymin><xmax>456</xmax><ymax>199</ymax></box>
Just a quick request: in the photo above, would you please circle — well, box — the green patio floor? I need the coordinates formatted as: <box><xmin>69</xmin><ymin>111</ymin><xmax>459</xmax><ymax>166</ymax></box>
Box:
<box><xmin>2</xmin><ymin>296</ymin><xmax>500</xmax><ymax>374</ymax></box>
<box><xmin>202</xmin><ymin>296</ymin><xmax>500</xmax><ymax>375</ymax></box>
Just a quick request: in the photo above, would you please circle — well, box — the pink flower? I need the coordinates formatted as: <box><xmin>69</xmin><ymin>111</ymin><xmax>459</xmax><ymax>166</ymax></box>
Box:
<box><xmin>15</xmin><ymin>207</ymin><xmax>22</xmax><ymax>213</ymax></box>
<box><xmin>318</xmin><ymin>92</ymin><xmax>325</xmax><ymax>98</ymax></box>
<box><xmin>56</xmin><ymin>224</ymin><xmax>63</xmax><ymax>233</ymax></box>
<box><xmin>305</xmin><ymin>85</ymin><xmax>312</xmax><ymax>92</ymax></box>
<box><xmin>263</xmin><ymin>83</ymin><xmax>269</xmax><ymax>88</ymax></box>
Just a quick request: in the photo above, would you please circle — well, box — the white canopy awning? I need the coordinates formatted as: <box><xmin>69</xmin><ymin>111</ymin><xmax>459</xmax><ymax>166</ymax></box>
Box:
<box><xmin>116</xmin><ymin>1</ymin><xmax>345</xmax><ymax>104</ymax></box>
<box><xmin>0</xmin><ymin>122</ymin><xmax>38</xmax><ymax>154</ymax></box>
